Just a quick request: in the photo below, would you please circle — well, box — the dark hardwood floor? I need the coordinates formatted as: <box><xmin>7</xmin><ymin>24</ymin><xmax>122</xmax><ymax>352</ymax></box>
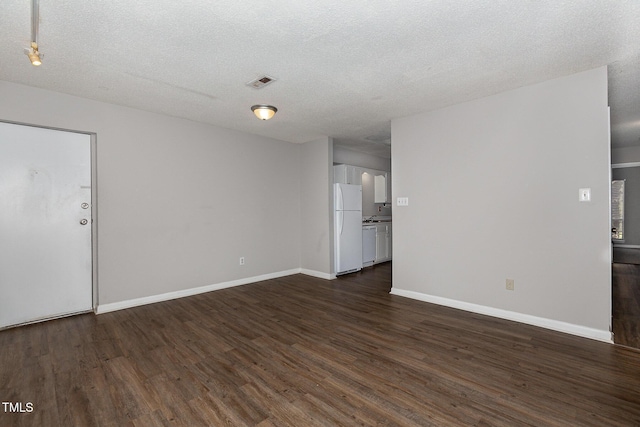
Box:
<box><xmin>2</xmin><ymin>262</ymin><xmax>640</xmax><ymax>426</ymax></box>
<box><xmin>613</xmin><ymin>247</ymin><xmax>640</xmax><ymax>265</ymax></box>
<box><xmin>613</xmin><ymin>262</ymin><xmax>640</xmax><ymax>349</ymax></box>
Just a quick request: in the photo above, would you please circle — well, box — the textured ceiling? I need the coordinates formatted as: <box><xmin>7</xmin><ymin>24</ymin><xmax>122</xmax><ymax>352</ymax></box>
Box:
<box><xmin>1</xmin><ymin>1</ymin><xmax>639</xmax><ymax>158</ymax></box>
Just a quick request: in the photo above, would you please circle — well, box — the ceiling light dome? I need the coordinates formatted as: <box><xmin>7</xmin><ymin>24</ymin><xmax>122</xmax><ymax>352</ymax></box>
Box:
<box><xmin>251</xmin><ymin>105</ymin><xmax>277</xmax><ymax>120</ymax></box>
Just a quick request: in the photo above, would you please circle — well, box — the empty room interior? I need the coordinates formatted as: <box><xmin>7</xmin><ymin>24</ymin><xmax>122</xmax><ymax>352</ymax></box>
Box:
<box><xmin>2</xmin><ymin>1</ymin><xmax>640</xmax><ymax>425</ymax></box>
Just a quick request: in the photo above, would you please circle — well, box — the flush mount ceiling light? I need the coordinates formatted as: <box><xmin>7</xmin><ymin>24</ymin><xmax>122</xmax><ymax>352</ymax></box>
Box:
<box><xmin>251</xmin><ymin>105</ymin><xmax>277</xmax><ymax>121</ymax></box>
<box><xmin>24</xmin><ymin>0</ymin><xmax>42</xmax><ymax>66</ymax></box>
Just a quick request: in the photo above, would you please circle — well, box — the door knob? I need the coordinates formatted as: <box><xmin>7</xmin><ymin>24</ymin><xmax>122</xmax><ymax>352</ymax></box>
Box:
<box><xmin>79</xmin><ymin>219</ymin><xmax>88</xmax><ymax>225</ymax></box>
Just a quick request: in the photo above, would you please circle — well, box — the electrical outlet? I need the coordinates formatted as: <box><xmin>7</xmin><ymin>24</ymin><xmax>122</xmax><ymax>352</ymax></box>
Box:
<box><xmin>506</xmin><ymin>279</ymin><xmax>514</xmax><ymax>291</ymax></box>
<box><xmin>239</xmin><ymin>257</ymin><xmax>245</xmax><ymax>266</ymax></box>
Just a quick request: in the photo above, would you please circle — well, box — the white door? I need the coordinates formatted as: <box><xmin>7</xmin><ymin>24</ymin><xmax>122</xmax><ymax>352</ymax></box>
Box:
<box><xmin>0</xmin><ymin>122</ymin><xmax>92</xmax><ymax>328</ymax></box>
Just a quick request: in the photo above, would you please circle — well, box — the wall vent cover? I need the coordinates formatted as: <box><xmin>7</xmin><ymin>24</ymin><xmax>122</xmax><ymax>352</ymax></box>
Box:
<box><xmin>246</xmin><ymin>75</ymin><xmax>277</xmax><ymax>89</ymax></box>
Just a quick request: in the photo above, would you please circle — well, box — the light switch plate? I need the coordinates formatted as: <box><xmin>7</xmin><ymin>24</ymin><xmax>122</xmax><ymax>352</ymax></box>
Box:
<box><xmin>397</xmin><ymin>197</ymin><xmax>409</xmax><ymax>206</ymax></box>
<box><xmin>579</xmin><ymin>188</ymin><xmax>591</xmax><ymax>202</ymax></box>
<box><xmin>506</xmin><ymin>278</ymin><xmax>514</xmax><ymax>291</ymax></box>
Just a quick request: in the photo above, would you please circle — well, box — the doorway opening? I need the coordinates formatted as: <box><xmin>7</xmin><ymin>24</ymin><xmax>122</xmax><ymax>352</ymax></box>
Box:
<box><xmin>611</xmin><ymin>162</ymin><xmax>640</xmax><ymax>349</ymax></box>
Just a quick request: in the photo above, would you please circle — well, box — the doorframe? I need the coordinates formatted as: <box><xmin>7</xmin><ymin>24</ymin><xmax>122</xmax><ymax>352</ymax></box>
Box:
<box><xmin>0</xmin><ymin>119</ymin><xmax>99</xmax><ymax>314</ymax></box>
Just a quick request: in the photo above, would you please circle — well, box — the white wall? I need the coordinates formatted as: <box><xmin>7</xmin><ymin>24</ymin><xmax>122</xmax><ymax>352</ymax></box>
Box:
<box><xmin>391</xmin><ymin>67</ymin><xmax>611</xmax><ymax>341</ymax></box>
<box><xmin>299</xmin><ymin>137</ymin><xmax>334</xmax><ymax>278</ymax></box>
<box><xmin>0</xmin><ymin>81</ymin><xmax>302</xmax><ymax>308</ymax></box>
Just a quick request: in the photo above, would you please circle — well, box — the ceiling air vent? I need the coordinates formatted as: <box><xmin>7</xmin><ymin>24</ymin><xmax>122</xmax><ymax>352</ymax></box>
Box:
<box><xmin>246</xmin><ymin>75</ymin><xmax>277</xmax><ymax>89</ymax></box>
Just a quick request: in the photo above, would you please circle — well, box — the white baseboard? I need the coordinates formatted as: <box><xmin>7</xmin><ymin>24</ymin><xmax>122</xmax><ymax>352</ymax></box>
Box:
<box><xmin>97</xmin><ymin>269</ymin><xmax>301</xmax><ymax>314</ymax></box>
<box><xmin>300</xmin><ymin>269</ymin><xmax>335</xmax><ymax>280</ymax></box>
<box><xmin>390</xmin><ymin>288</ymin><xmax>612</xmax><ymax>343</ymax></box>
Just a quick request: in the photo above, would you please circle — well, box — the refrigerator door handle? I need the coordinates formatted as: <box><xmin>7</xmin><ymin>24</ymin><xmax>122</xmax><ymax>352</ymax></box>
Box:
<box><xmin>337</xmin><ymin>210</ymin><xmax>344</xmax><ymax>236</ymax></box>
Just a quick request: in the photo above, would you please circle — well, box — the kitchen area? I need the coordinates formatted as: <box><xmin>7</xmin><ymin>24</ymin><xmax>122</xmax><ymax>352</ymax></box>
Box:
<box><xmin>334</xmin><ymin>163</ymin><xmax>392</xmax><ymax>275</ymax></box>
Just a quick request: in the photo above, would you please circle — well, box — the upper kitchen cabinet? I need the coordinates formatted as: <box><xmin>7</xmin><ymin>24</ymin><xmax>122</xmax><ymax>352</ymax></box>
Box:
<box><xmin>374</xmin><ymin>172</ymin><xmax>387</xmax><ymax>203</ymax></box>
<box><xmin>334</xmin><ymin>164</ymin><xmax>362</xmax><ymax>185</ymax></box>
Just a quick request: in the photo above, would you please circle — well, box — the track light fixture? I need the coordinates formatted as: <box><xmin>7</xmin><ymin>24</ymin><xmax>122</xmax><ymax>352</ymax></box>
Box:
<box><xmin>25</xmin><ymin>0</ymin><xmax>42</xmax><ymax>66</ymax></box>
<box><xmin>251</xmin><ymin>105</ymin><xmax>277</xmax><ymax>120</ymax></box>
<box><xmin>26</xmin><ymin>42</ymin><xmax>42</xmax><ymax>66</ymax></box>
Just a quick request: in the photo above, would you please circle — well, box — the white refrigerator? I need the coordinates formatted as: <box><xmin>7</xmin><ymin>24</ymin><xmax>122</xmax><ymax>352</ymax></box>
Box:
<box><xmin>334</xmin><ymin>183</ymin><xmax>363</xmax><ymax>275</ymax></box>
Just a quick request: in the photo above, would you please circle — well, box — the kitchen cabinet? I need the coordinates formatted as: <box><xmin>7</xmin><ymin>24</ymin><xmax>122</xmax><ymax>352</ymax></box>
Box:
<box><xmin>374</xmin><ymin>172</ymin><xmax>387</xmax><ymax>203</ymax></box>
<box><xmin>334</xmin><ymin>164</ymin><xmax>362</xmax><ymax>185</ymax></box>
<box><xmin>375</xmin><ymin>223</ymin><xmax>392</xmax><ymax>263</ymax></box>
